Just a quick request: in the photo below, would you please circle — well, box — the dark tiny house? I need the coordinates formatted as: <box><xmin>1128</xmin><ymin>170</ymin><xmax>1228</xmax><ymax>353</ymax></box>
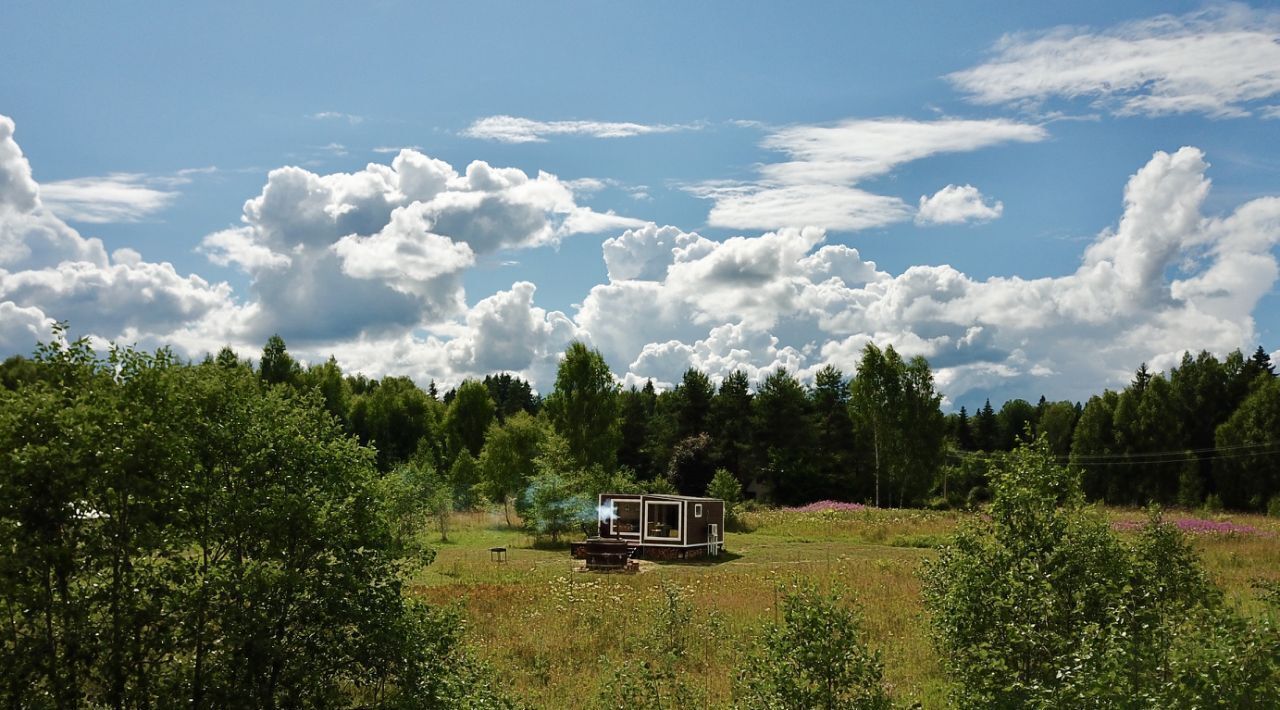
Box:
<box><xmin>574</xmin><ymin>493</ymin><xmax>725</xmax><ymax>562</ymax></box>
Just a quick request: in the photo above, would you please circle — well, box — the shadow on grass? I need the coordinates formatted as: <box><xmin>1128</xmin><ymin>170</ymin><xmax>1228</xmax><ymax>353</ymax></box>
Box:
<box><xmin>643</xmin><ymin>549</ymin><xmax>745</xmax><ymax>566</ymax></box>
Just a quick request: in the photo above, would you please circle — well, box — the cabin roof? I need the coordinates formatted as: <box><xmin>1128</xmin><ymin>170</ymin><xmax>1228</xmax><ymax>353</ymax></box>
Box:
<box><xmin>599</xmin><ymin>492</ymin><xmax>722</xmax><ymax>502</ymax></box>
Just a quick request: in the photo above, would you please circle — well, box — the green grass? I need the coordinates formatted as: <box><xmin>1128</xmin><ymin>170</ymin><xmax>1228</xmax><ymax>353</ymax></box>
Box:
<box><xmin>409</xmin><ymin>507</ymin><xmax>1280</xmax><ymax>708</ymax></box>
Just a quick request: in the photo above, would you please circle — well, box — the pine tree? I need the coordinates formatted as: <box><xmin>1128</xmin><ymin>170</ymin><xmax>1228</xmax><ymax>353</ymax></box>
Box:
<box><xmin>1249</xmin><ymin>345</ymin><xmax>1276</xmax><ymax>377</ymax></box>
<box><xmin>954</xmin><ymin>406</ymin><xmax>976</xmax><ymax>451</ymax></box>
<box><xmin>711</xmin><ymin>370</ymin><xmax>754</xmax><ymax>486</ymax></box>
<box><xmin>974</xmin><ymin>399</ymin><xmax>999</xmax><ymax>452</ymax></box>
<box><xmin>1132</xmin><ymin>362</ymin><xmax>1152</xmax><ymax>393</ymax></box>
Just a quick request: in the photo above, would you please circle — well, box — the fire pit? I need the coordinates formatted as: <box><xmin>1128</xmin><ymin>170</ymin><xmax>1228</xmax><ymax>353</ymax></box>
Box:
<box><xmin>578</xmin><ymin>537</ymin><xmax>632</xmax><ymax>571</ymax></box>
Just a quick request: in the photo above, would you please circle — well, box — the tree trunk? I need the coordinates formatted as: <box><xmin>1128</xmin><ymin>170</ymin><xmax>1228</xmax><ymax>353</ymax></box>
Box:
<box><xmin>872</xmin><ymin>419</ymin><xmax>881</xmax><ymax>508</ymax></box>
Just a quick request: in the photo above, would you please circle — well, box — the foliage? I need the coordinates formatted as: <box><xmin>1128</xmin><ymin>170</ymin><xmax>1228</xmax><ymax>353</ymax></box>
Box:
<box><xmin>995</xmin><ymin>399</ymin><xmax>1037</xmax><ymax>451</ymax></box>
<box><xmin>449</xmin><ymin>449</ymin><xmax>484</xmax><ymax>510</ymax></box>
<box><xmin>446</xmin><ymin>379</ymin><xmax>497</xmax><ymax>461</ymax></box>
<box><xmin>377</xmin><ymin>461</ymin><xmax>442</xmax><ymax>556</ymax></box>
<box><xmin>811</xmin><ymin>364</ymin><xmax>860</xmax><ymax>502</ymax></box>
<box><xmin>667</xmin><ymin>432</ymin><xmax>717</xmax><ymax>496</ymax></box>
<box><xmin>483</xmin><ymin>372</ymin><xmax>540</xmax><ymax>422</ymax></box>
<box><xmin>618</xmin><ymin>383</ymin><xmax>657</xmax><ymax>479</ymax></box>
<box><xmin>595</xmin><ymin>583</ymin><xmax>700</xmax><ymax>710</ymax></box>
<box><xmin>0</xmin><ymin>331</ymin><xmax>502</xmax><ymax>706</ymax></box>
<box><xmin>0</xmin><ymin>354</ymin><xmax>39</xmax><ymax>389</ymax></box>
<box><xmin>299</xmin><ymin>354</ymin><xmax>352</xmax><ymax>426</ymax></box>
<box><xmin>479</xmin><ymin>411</ymin><xmax>546</xmax><ymax>526</ymax></box>
<box><xmin>258</xmin><ymin>332</ymin><xmax>301</xmax><ymax>386</ymax></box>
<box><xmin>734</xmin><ymin>580</ymin><xmax>891</xmax><ymax>710</ymax></box>
<box><xmin>544</xmin><ymin>341</ymin><xmax>620</xmax><ymax>471</ymax></box>
<box><xmin>851</xmin><ymin>344</ymin><xmax>945</xmax><ymax>508</ymax></box>
<box><xmin>522</xmin><ymin>432</ymin><xmax>594</xmax><ymax>542</ymax></box>
<box><xmin>1214</xmin><ymin>375</ymin><xmax>1280</xmax><ymax>510</ymax></box>
<box><xmin>711</xmin><ymin>370</ymin><xmax>755</xmax><ymax>485</ymax></box>
<box><xmin>707</xmin><ymin>467</ymin><xmax>744</xmax><ymax>529</ymax></box>
<box><xmin>753</xmin><ymin>368</ymin><xmax>816</xmax><ymax>505</ymax></box>
<box><xmin>350</xmin><ymin>374</ymin><xmax>443</xmax><ymax>471</ymax></box>
<box><xmin>920</xmin><ymin>435</ymin><xmax>1269</xmax><ymax>708</ymax></box>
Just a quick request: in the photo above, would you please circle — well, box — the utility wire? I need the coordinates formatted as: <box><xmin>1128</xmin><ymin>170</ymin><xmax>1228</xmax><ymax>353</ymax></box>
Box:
<box><xmin>946</xmin><ymin>440</ymin><xmax>1280</xmax><ymax>467</ymax></box>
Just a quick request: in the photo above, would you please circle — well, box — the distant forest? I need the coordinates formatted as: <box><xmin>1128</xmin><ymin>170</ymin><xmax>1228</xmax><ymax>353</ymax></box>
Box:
<box><xmin>2</xmin><ymin>334</ymin><xmax>1278</xmax><ymax>513</ymax></box>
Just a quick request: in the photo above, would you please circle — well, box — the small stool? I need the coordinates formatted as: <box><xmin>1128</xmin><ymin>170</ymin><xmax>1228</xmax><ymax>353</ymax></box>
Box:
<box><xmin>489</xmin><ymin>546</ymin><xmax>507</xmax><ymax>563</ymax></box>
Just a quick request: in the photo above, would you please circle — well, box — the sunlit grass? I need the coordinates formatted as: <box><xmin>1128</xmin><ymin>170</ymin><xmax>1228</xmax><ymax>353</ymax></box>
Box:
<box><xmin>410</xmin><ymin>505</ymin><xmax>1280</xmax><ymax>708</ymax></box>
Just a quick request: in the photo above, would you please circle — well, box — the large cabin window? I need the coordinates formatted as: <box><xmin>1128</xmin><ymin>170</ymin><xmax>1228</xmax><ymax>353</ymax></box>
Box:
<box><xmin>645</xmin><ymin>501</ymin><xmax>681</xmax><ymax>540</ymax></box>
<box><xmin>612</xmin><ymin>500</ymin><xmax>641</xmax><ymax>535</ymax></box>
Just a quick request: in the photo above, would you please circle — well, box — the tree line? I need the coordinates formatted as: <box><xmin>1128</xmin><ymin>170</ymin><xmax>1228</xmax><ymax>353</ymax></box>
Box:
<box><xmin>3</xmin><ymin>336</ymin><xmax>1277</xmax><ymax>517</ymax></box>
<box><xmin>945</xmin><ymin>346</ymin><xmax>1280</xmax><ymax>513</ymax></box>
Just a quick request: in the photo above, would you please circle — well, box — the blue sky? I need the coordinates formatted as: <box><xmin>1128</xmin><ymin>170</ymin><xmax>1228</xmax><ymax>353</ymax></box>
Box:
<box><xmin>3</xmin><ymin>1</ymin><xmax>1279</xmax><ymax>408</ymax></box>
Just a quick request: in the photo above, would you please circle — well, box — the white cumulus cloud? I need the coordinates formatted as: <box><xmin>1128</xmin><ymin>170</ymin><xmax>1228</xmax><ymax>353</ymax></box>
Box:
<box><xmin>583</xmin><ymin>146</ymin><xmax>1280</xmax><ymax>406</ymax></box>
<box><xmin>0</xmin><ymin>114</ymin><xmax>238</xmax><ymax>352</ymax></box>
<box><xmin>916</xmin><ymin>184</ymin><xmax>1003</xmax><ymax>225</ymax></box>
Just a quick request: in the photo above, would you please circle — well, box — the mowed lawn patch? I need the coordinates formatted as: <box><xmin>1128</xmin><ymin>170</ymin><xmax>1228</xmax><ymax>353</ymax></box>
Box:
<box><xmin>410</xmin><ymin>506</ymin><xmax>1280</xmax><ymax>709</ymax></box>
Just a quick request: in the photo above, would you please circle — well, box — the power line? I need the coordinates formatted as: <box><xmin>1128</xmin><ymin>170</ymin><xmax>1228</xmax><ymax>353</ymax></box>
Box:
<box><xmin>946</xmin><ymin>440</ymin><xmax>1280</xmax><ymax>467</ymax></box>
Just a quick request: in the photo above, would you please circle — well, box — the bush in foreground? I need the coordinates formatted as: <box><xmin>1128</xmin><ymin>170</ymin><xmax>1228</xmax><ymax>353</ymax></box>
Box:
<box><xmin>734</xmin><ymin>580</ymin><xmax>891</xmax><ymax>710</ymax></box>
<box><xmin>923</xmin><ymin>435</ymin><xmax>1280</xmax><ymax>708</ymax></box>
<box><xmin>0</xmin><ymin>333</ymin><xmax>511</xmax><ymax>707</ymax></box>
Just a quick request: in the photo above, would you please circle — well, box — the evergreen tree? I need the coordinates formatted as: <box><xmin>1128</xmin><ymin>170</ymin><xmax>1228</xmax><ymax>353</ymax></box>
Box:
<box><xmin>258</xmin><ymin>334</ymin><xmax>300</xmax><ymax>386</ymax></box>
<box><xmin>672</xmin><ymin>367</ymin><xmax>714</xmax><ymax>441</ymax></box>
<box><xmin>544</xmin><ymin>341</ymin><xmax>620</xmax><ymax>471</ymax></box>
<box><xmin>974</xmin><ymin>399</ymin><xmax>999</xmax><ymax>452</ymax></box>
<box><xmin>811</xmin><ymin>364</ymin><xmax>859</xmax><ymax>500</ymax></box>
<box><xmin>482</xmin><ymin>373</ymin><xmax>539</xmax><ymax>422</ymax></box>
<box><xmin>1250</xmin><ymin>345</ymin><xmax>1276</xmax><ymax>377</ymax></box>
<box><xmin>616</xmin><ymin>386</ymin><xmax>654</xmax><ymax>479</ymax></box>
<box><xmin>753</xmin><ymin>368</ymin><xmax>815</xmax><ymax>505</ymax></box>
<box><xmin>710</xmin><ymin>370</ymin><xmax>755</xmax><ymax>485</ymax></box>
<box><xmin>1132</xmin><ymin>362</ymin><xmax>1152</xmax><ymax>393</ymax></box>
<box><xmin>952</xmin><ymin>406</ymin><xmax>976</xmax><ymax>451</ymax></box>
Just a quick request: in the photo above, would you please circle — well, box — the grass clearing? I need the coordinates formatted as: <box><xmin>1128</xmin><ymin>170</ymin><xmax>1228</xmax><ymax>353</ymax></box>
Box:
<box><xmin>410</xmin><ymin>506</ymin><xmax>1280</xmax><ymax>708</ymax></box>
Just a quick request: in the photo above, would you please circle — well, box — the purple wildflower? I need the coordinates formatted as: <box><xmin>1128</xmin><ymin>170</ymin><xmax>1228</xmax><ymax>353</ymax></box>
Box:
<box><xmin>785</xmin><ymin>500</ymin><xmax>868</xmax><ymax>513</ymax></box>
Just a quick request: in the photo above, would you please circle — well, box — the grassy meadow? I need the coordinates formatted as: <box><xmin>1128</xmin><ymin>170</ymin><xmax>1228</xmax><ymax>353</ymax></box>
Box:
<box><xmin>410</xmin><ymin>506</ymin><xmax>1280</xmax><ymax>708</ymax></box>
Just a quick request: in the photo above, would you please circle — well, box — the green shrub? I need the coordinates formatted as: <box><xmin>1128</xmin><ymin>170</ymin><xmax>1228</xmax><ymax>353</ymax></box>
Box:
<box><xmin>923</xmin><ymin>437</ymin><xmax>1223</xmax><ymax>708</ymax></box>
<box><xmin>734</xmin><ymin>580</ymin><xmax>891</xmax><ymax>710</ymax></box>
<box><xmin>707</xmin><ymin>467</ymin><xmax>745</xmax><ymax>530</ymax></box>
